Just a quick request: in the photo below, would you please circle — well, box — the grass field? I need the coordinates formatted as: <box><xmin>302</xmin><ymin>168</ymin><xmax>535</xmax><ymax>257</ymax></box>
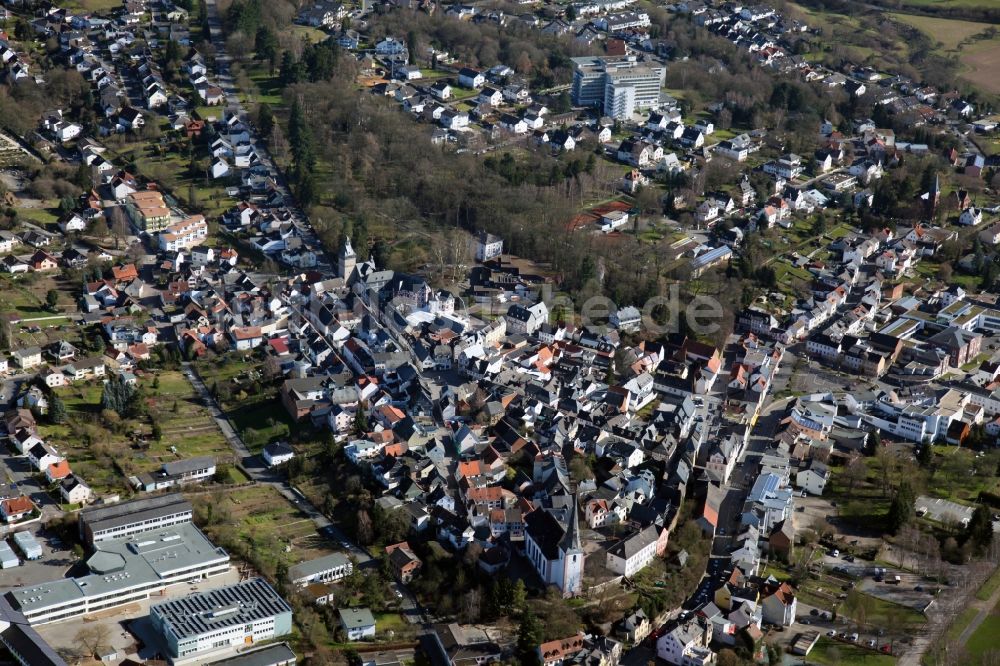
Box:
<box><xmin>959</xmin><ymin>38</ymin><xmax>1000</xmax><ymax>94</ymax></box>
<box><xmin>874</xmin><ymin>0</ymin><xmax>997</xmax><ymax>9</ymax></box>
<box><xmin>290</xmin><ymin>25</ymin><xmax>329</xmax><ymax>44</ymax></box>
<box><xmin>59</xmin><ymin>0</ymin><xmax>120</xmax><ymax>11</ymax></box>
<box><xmin>944</xmin><ymin>606</ymin><xmax>979</xmax><ymax>643</ymax></box>
<box><xmin>888</xmin><ymin>13</ymin><xmax>1000</xmax><ymax>94</ymax></box>
<box><xmin>127</xmin><ymin>370</ymin><xmax>235</xmax><ymax>475</ymax></box>
<box><xmin>976</xmin><ymin>567</ymin><xmax>1000</xmax><ymax>601</ymax></box>
<box><xmin>808</xmin><ymin>637</ymin><xmax>897</xmax><ymax>665</ymax></box>
<box><xmin>889</xmin><ymin>13</ymin><xmax>989</xmax><ymax>50</ymax></box>
<box><xmin>965</xmin><ymin>606</ymin><xmax>1000</xmax><ymax>656</ymax></box>
<box><xmin>218</xmin><ymin>485</ymin><xmax>329</xmax><ymax>569</ymax></box>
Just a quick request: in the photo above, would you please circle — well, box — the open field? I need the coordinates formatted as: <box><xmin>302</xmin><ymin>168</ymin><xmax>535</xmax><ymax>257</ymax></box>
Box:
<box><xmin>199</xmin><ymin>485</ymin><xmax>330</xmax><ymax>575</ymax></box>
<box><xmin>808</xmin><ymin>637</ymin><xmax>897</xmax><ymax>665</ymax></box>
<box><xmin>944</xmin><ymin>606</ymin><xmax>979</xmax><ymax>643</ymax></box>
<box><xmin>873</xmin><ymin>0</ymin><xmax>999</xmax><ymax>10</ymax></box>
<box><xmin>959</xmin><ymin>39</ymin><xmax>1000</xmax><ymax>94</ymax></box>
<box><xmin>134</xmin><ymin>370</ymin><xmax>236</xmax><ymax>474</ymax></box>
<box><xmin>888</xmin><ymin>13</ymin><xmax>1000</xmax><ymax>94</ymax></box>
<box><xmin>290</xmin><ymin>25</ymin><xmax>329</xmax><ymax>44</ymax></box>
<box><xmin>965</xmin><ymin>604</ymin><xmax>1000</xmax><ymax>657</ymax></box>
<box><xmin>888</xmin><ymin>13</ymin><xmax>990</xmax><ymax>50</ymax></box>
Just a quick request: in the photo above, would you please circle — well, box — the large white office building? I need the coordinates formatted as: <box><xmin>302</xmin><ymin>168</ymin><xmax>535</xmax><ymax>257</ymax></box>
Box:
<box><xmin>571</xmin><ymin>56</ymin><xmax>666</xmax><ymax>119</ymax></box>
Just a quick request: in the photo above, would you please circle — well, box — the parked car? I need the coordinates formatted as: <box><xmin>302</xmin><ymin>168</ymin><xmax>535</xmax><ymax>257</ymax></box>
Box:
<box><xmin>849</xmin><ymin>633</ymin><xmax>859</xmax><ymax>642</ymax></box>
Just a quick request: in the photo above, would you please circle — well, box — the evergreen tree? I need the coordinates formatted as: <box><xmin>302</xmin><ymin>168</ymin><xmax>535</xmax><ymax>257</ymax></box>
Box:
<box><xmin>100</xmin><ymin>374</ymin><xmax>137</xmax><ymax>417</ymax></box>
<box><xmin>352</xmin><ymin>403</ymin><xmax>369</xmax><ymax>436</ymax></box>
<box><xmin>165</xmin><ymin>38</ymin><xmax>183</xmax><ymax>64</ymax></box>
<box><xmin>254</xmin><ymin>25</ymin><xmax>277</xmax><ymax>63</ymax></box>
<box><xmin>964</xmin><ymin>505</ymin><xmax>993</xmax><ymax>554</ymax></box>
<box><xmin>297</xmin><ymin>171</ymin><xmax>317</xmax><ymax>207</ymax></box>
<box><xmin>303</xmin><ymin>41</ymin><xmax>338</xmax><ymax>82</ymax></box>
<box><xmin>886</xmin><ymin>480</ymin><xmax>915</xmax><ymax>533</ymax></box>
<box><xmin>516</xmin><ymin>610</ymin><xmax>543</xmax><ymax>666</ymax></box>
<box><xmin>257</xmin><ymin>103</ymin><xmax>274</xmax><ymax>138</ymax></box>
<box><xmin>49</xmin><ymin>395</ymin><xmax>67</xmax><ymax>424</ymax></box>
<box><xmin>279</xmin><ymin>51</ymin><xmax>301</xmax><ymax>86</ymax></box>
<box><xmin>867</xmin><ymin>429</ymin><xmax>881</xmax><ymax>455</ymax></box>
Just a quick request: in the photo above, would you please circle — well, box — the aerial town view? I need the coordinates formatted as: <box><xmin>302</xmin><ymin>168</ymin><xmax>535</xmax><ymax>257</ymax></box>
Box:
<box><xmin>0</xmin><ymin>0</ymin><xmax>998</xmax><ymax>663</ymax></box>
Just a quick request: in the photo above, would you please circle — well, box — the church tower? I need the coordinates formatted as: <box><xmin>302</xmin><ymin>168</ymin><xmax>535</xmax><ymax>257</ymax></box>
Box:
<box><xmin>339</xmin><ymin>236</ymin><xmax>357</xmax><ymax>283</ymax></box>
<box><xmin>559</xmin><ymin>495</ymin><xmax>585</xmax><ymax>597</ymax></box>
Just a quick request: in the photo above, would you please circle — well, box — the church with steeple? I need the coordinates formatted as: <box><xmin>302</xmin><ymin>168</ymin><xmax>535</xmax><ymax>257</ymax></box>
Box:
<box><xmin>339</xmin><ymin>236</ymin><xmax>357</xmax><ymax>284</ymax></box>
<box><xmin>524</xmin><ymin>496</ymin><xmax>585</xmax><ymax>597</ymax></box>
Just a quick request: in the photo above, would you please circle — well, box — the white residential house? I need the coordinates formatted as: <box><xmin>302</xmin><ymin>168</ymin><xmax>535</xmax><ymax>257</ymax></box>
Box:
<box><xmin>605</xmin><ymin>525</ymin><xmax>664</xmax><ymax>577</ymax></box>
<box><xmin>959</xmin><ymin>207</ymin><xmax>983</xmax><ymax>227</ymax></box>
<box><xmin>478</xmin><ymin>87</ymin><xmax>503</xmax><ymax>106</ymax></box>
<box><xmin>12</xmin><ymin>347</ymin><xmax>43</xmax><ymax>369</ymax></box>
<box><xmin>795</xmin><ymin>461</ymin><xmax>830</xmax><ymax>495</ymax></box>
<box><xmin>610</xmin><ymin>305</ymin><xmax>642</xmax><ymax>332</ymax></box>
<box><xmin>431</xmin><ymin>81</ymin><xmax>452</xmax><ymax>100</ymax></box>
<box><xmin>656</xmin><ymin>618</ymin><xmax>713</xmax><ymax>666</ymax></box>
<box><xmin>457</xmin><ymin>67</ymin><xmax>485</xmax><ymax>89</ymax></box>
<box><xmin>762</xmin><ymin>583</ymin><xmax>797</xmax><ymax>626</ymax></box>
<box><xmin>60</xmin><ymin>475</ymin><xmax>93</xmax><ymax>505</ymax></box>
<box><xmin>28</xmin><ymin>442</ymin><xmax>62</xmax><ymax>473</ymax></box>
<box><xmin>59</xmin><ymin>213</ymin><xmax>88</xmax><ymax>233</ymax></box>
<box><xmin>696</xmin><ymin>201</ymin><xmax>720</xmax><ymax>225</ymax></box>
<box><xmin>474</xmin><ymin>232</ymin><xmax>503</xmax><ymax>261</ymax></box>
<box><xmin>210</xmin><ymin>157</ymin><xmax>230</xmax><ymax>179</ymax></box>
<box><xmin>505</xmin><ymin>302</ymin><xmax>548</xmax><ymax>336</ymax></box>
<box><xmin>375</xmin><ymin>38</ymin><xmax>407</xmax><ymax>57</ymax></box>
<box><xmin>339</xmin><ymin>608</ymin><xmax>377</xmax><ymax>641</ymax></box>
<box><xmin>54</xmin><ymin>122</ymin><xmax>83</xmax><ymax>142</ymax></box>
<box><xmin>262</xmin><ymin>441</ymin><xmax>295</xmax><ymax>467</ymax></box>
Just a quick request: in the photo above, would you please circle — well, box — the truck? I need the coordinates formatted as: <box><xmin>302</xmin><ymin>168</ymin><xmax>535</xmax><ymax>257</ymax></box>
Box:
<box><xmin>891</xmin><ymin>575</ymin><xmax>901</xmax><ymax>584</ymax></box>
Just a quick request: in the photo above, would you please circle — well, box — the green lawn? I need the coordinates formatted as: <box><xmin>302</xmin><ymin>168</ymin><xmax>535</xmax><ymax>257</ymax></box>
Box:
<box><xmin>943</xmin><ymin>606</ymin><xmax>979</xmax><ymax>644</ymax></box>
<box><xmin>965</xmin><ymin>610</ymin><xmax>1000</xmax><ymax>656</ymax></box>
<box><xmin>808</xmin><ymin>637</ymin><xmax>897</xmax><ymax>665</ymax></box>
<box><xmin>373</xmin><ymin>612</ymin><xmax>410</xmax><ymax>635</ymax></box>
<box><xmin>864</xmin><ymin>594</ymin><xmax>926</xmax><ymax>627</ymax></box>
<box><xmin>228</xmin><ymin>399</ymin><xmax>292</xmax><ymax>452</ymax></box>
<box><xmin>15</xmin><ymin>206</ymin><xmax>59</xmax><ymax>227</ymax></box>
<box><xmin>976</xmin><ymin>567</ymin><xmax>1000</xmax><ymax>601</ymax></box>
<box><xmin>290</xmin><ymin>25</ymin><xmax>329</xmax><ymax>44</ymax></box>
<box><xmin>247</xmin><ymin>74</ymin><xmax>285</xmax><ymax>107</ymax></box>
<box><xmin>194</xmin><ymin>106</ymin><xmax>224</xmax><ymax>121</ymax></box>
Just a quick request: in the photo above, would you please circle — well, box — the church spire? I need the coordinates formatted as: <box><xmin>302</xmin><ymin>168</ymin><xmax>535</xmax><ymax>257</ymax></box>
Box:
<box><xmin>560</xmin><ymin>494</ymin><xmax>582</xmax><ymax>554</ymax></box>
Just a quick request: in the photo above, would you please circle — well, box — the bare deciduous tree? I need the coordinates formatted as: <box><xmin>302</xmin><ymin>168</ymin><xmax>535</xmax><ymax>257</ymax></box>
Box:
<box><xmin>75</xmin><ymin>625</ymin><xmax>111</xmax><ymax>657</ymax></box>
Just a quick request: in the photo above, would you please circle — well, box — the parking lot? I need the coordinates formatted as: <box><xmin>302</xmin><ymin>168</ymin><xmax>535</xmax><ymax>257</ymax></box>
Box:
<box><xmin>915</xmin><ymin>495</ymin><xmax>974</xmax><ymax>526</ymax></box>
<box><xmin>0</xmin><ymin>526</ymin><xmax>78</xmax><ymax>588</ymax></box>
<box><xmin>817</xmin><ymin>552</ymin><xmax>942</xmax><ymax>612</ymax></box>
